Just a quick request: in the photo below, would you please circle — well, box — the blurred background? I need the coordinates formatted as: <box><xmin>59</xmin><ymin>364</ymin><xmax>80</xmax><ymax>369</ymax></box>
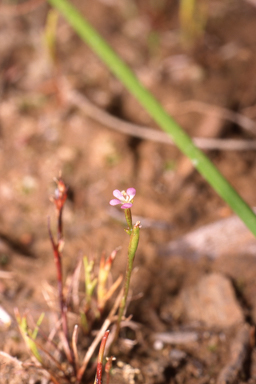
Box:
<box><xmin>1</xmin><ymin>1</ymin><xmax>256</xmax><ymax>382</ymax></box>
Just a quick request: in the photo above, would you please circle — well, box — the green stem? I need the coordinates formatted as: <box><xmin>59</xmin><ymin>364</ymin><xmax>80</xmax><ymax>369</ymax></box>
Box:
<box><xmin>116</xmin><ymin>222</ymin><xmax>140</xmax><ymax>338</ymax></box>
<box><xmin>124</xmin><ymin>208</ymin><xmax>133</xmax><ymax>234</ymax></box>
<box><xmin>47</xmin><ymin>0</ymin><xmax>256</xmax><ymax>237</ymax></box>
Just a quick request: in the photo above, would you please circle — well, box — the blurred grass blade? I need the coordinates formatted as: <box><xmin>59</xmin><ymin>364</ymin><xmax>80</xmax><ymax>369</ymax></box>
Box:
<box><xmin>47</xmin><ymin>0</ymin><xmax>256</xmax><ymax>237</ymax></box>
<box><xmin>44</xmin><ymin>9</ymin><xmax>59</xmax><ymax>65</ymax></box>
<box><xmin>32</xmin><ymin>312</ymin><xmax>45</xmax><ymax>340</ymax></box>
<box><xmin>179</xmin><ymin>0</ymin><xmax>207</xmax><ymax>47</ymax></box>
<box><xmin>15</xmin><ymin>309</ymin><xmax>43</xmax><ymax>364</ymax></box>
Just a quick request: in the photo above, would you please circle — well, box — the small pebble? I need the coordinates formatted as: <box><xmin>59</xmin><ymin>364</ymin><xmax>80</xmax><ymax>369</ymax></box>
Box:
<box><xmin>169</xmin><ymin>349</ymin><xmax>187</xmax><ymax>361</ymax></box>
<box><xmin>0</xmin><ymin>306</ymin><xmax>11</xmax><ymax>328</ymax></box>
<box><xmin>153</xmin><ymin>340</ymin><xmax>164</xmax><ymax>350</ymax></box>
<box><xmin>154</xmin><ymin>331</ymin><xmax>198</xmax><ymax>344</ymax></box>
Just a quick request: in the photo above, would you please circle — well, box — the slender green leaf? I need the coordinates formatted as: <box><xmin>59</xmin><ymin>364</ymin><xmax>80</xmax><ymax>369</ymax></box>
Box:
<box><xmin>47</xmin><ymin>0</ymin><xmax>256</xmax><ymax>237</ymax></box>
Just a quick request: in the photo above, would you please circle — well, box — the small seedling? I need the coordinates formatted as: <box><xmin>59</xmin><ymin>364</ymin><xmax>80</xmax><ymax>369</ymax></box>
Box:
<box><xmin>15</xmin><ymin>309</ymin><xmax>44</xmax><ymax>364</ymax></box>
<box><xmin>15</xmin><ymin>179</ymin><xmax>141</xmax><ymax>383</ymax></box>
<box><xmin>97</xmin><ymin>249</ymin><xmax>122</xmax><ymax>312</ymax></box>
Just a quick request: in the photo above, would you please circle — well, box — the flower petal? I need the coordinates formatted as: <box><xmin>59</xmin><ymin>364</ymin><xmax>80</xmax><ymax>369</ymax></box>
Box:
<box><xmin>113</xmin><ymin>189</ymin><xmax>123</xmax><ymax>199</ymax></box>
<box><xmin>126</xmin><ymin>188</ymin><xmax>136</xmax><ymax>199</ymax></box>
<box><xmin>121</xmin><ymin>203</ymin><xmax>133</xmax><ymax>209</ymax></box>
<box><xmin>110</xmin><ymin>199</ymin><xmax>121</xmax><ymax>206</ymax></box>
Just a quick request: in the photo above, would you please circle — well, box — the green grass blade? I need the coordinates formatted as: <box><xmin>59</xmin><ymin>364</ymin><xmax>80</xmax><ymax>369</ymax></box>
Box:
<box><xmin>32</xmin><ymin>312</ymin><xmax>45</xmax><ymax>340</ymax></box>
<box><xmin>47</xmin><ymin>0</ymin><xmax>256</xmax><ymax>237</ymax></box>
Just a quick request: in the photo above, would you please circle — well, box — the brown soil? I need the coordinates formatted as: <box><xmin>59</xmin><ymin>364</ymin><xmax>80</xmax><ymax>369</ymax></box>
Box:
<box><xmin>1</xmin><ymin>0</ymin><xmax>256</xmax><ymax>383</ymax></box>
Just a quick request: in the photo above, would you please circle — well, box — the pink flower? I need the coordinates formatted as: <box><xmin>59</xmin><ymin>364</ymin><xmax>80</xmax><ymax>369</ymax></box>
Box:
<box><xmin>109</xmin><ymin>188</ymin><xmax>136</xmax><ymax>209</ymax></box>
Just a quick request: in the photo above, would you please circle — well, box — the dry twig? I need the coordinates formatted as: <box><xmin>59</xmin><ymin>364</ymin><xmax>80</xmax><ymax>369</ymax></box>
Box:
<box><xmin>179</xmin><ymin>100</ymin><xmax>256</xmax><ymax>136</ymax></box>
<box><xmin>64</xmin><ymin>86</ymin><xmax>256</xmax><ymax>151</ymax></box>
<box><xmin>153</xmin><ymin>331</ymin><xmax>198</xmax><ymax>345</ymax></box>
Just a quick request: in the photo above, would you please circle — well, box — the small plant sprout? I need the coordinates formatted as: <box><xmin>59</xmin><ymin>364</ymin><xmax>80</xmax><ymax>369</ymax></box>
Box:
<box><xmin>14</xmin><ymin>309</ymin><xmax>44</xmax><ymax>364</ymax></box>
<box><xmin>81</xmin><ymin>256</ymin><xmax>100</xmax><ymax>333</ymax></box>
<box><xmin>97</xmin><ymin>249</ymin><xmax>123</xmax><ymax>312</ymax></box>
<box><xmin>81</xmin><ymin>252</ymin><xmax>122</xmax><ymax>332</ymax></box>
<box><xmin>109</xmin><ymin>187</ymin><xmax>141</xmax><ymax>340</ymax></box>
<box><xmin>83</xmin><ymin>256</ymin><xmax>98</xmax><ymax>310</ymax></box>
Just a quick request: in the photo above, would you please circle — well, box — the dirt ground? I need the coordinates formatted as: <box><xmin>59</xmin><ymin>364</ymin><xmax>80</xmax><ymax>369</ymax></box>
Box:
<box><xmin>1</xmin><ymin>0</ymin><xmax>256</xmax><ymax>383</ymax></box>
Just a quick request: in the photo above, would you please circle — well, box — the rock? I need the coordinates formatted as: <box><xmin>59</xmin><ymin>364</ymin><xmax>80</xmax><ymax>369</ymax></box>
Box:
<box><xmin>217</xmin><ymin>323</ymin><xmax>251</xmax><ymax>384</ymax></box>
<box><xmin>181</xmin><ymin>273</ymin><xmax>244</xmax><ymax>328</ymax></box>
<box><xmin>214</xmin><ymin>254</ymin><xmax>256</xmax><ymax>324</ymax></box>
<box><xmin>159</xmin><ymin>213</ymin><xmax>256</xmax><ymax>260</ymax></box>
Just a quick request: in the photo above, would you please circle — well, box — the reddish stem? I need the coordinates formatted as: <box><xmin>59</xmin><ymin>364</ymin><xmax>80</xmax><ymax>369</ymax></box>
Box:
<box><xmin>57</xmin><ymin>206</ymin><xmax>63</xmax><ymax>242</ymax></box>
<box><xmin>95</xmin><ymin>330</ymin><xmax>110</xmax><ymax>384</ymax></box>
<box><xmin>48</xmin><ymin>178</ymin><xmax>78</xmax><ymax>376</ymax></box>
<box><xmin>105</xmin><ymin>356</ymin><xmax>114</xmax><ymax>384</ymax></box>
<box><xmin>48</xmin><ymin>218</ymin><xmax>68</xmax><ymax>342</ymax></box>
